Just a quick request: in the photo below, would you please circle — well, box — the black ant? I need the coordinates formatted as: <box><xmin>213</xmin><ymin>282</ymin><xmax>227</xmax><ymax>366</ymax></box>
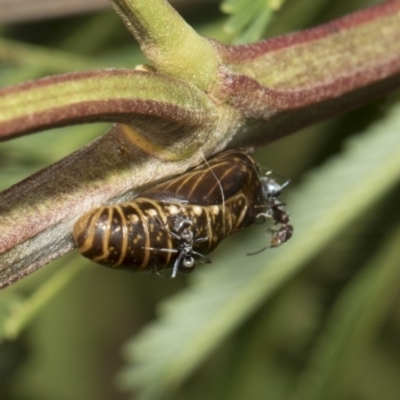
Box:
<box><xmin>144</xmin><ymin>214</ymin><xmax>211</xmax><ymax>278</ymax></box>
<box><xmin>247</xmin><ymin>171</ymin><xmax>293</xmax><ymax>255</ymax></box>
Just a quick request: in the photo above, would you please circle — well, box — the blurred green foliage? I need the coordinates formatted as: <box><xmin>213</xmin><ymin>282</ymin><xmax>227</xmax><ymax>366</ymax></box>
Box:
<box><xmin>1</xmin><ymin>1</ymin><xmax>400</xmax><ymax>400</ymax></box>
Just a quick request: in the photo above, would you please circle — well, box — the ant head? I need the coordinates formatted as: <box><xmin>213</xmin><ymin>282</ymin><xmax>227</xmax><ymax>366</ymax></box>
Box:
<box><xmin>170</xmin><ymin>214</ymin><xmax>193</xmax><ymax>233</ymax></box>
<box><xmin>260</xmin><ymin>176</ymin><xmax>283</xmax><ymax>199</ymax></box>
<box><xmin>259</xmin><ymin>169</ymin><xmax>290</xmax><ymax>200</ymax></box>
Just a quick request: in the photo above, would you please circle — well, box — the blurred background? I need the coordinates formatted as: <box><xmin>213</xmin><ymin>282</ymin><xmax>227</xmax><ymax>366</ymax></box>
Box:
<box><xmin>1</xmin><ymin>1</ymin><xmax>400</xmax><ymax>399</ymax></box>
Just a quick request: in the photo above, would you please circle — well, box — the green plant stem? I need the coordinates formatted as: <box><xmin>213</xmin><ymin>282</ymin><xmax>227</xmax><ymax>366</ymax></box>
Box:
<box><xmin>110</xmin><ymin>0</ymin><xmax>221</xmax><ymax>91</ymax></box>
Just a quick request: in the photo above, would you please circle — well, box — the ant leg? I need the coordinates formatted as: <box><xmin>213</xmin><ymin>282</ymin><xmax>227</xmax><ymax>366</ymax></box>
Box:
<box><xmin>192</xmin><ymin>251</ymin><xmax>212</xmax><ymax>264</ymax></box>
<box><xmin>255</xmin><ymin>212</ymin><xmax>272</xmax><ymax>224</ymax></box>
<box><xmin>194</xmin><ymin>236</ymin><xmax>208</xmax><ymax>244</ymax></box>
<box><xmin>142</xmin><ymin>246</ymin><xmax>178</xmax><ymax>254</ymax></box>
<box><xmin>171</xmin><ymin>253</ymin><xmax>184</xmax><ymax>278</ymax></box>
